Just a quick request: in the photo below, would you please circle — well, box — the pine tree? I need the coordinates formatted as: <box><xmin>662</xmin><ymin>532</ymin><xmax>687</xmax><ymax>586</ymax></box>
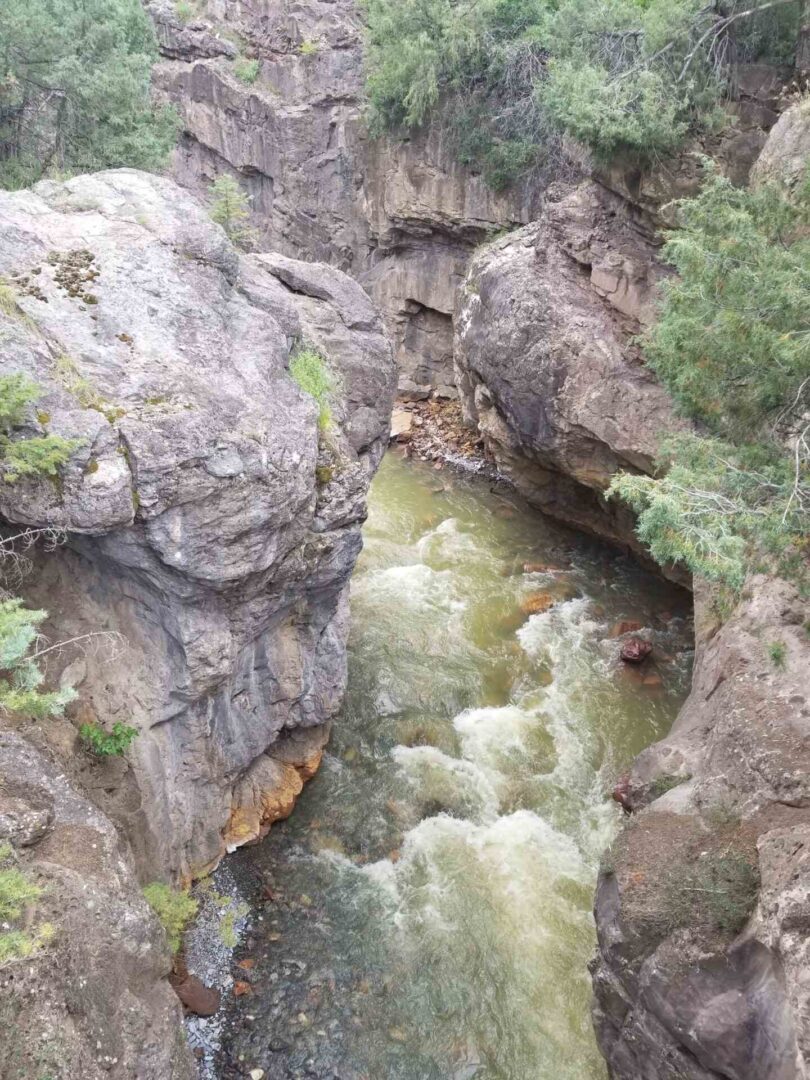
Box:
<box><xmin>209</xmin><ymin>174</ymin><xmax>255</xmax><ymax>247</ymax></box>
<box><xmin>0</xmin><ymin>374</ymin><xmax>81</xmax><ymax>716</ymax></box>
<box><xmin>0</xmin><ymin>0</ymin><xmax>177</xmax><ymax>189</ymax></box>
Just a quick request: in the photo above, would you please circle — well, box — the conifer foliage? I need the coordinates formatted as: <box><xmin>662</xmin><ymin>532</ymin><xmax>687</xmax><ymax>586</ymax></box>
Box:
<box><xmin>609</xmin><ymin>170</ymin><xmax>810</xmax><ymax>593</ymax></box>
<box><xmin>0</xmin><ymin>0</ymin><xmax>177</xmax><ymax>189</ymax></box>
<box><xmin>363</xmin><ymin>0</ymin><xmax>803</xmax><ymax>188</ymax></box>
<box><xmin>0</xmin><ymin>374</ymin><xmax>81</xmax><ymax>717</ymax></box>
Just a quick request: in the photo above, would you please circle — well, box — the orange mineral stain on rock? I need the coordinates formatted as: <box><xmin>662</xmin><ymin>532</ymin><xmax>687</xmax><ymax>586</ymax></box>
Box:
<box><xmin>222</xmin><ymin>726</ymin><xmax>330</xmax><ymax>851</ymax></box>
<box><xmin>520</xmin><ymin>592</ymin><xmax>558</xmax><ymax>617</ymax></box>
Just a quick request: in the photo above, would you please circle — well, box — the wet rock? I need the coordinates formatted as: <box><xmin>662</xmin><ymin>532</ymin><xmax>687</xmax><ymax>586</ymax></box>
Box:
<box><xmin>520</xmin><ymin>593</ymin><xmax>558</xmax><ymax>617</ymax></box>
<box><xmin>610</xmin><ymin>620</ymin><xmax>644</xmax><ymax>638</ymax></box>
<box><xmin>172</xmin><ymin>973</ymin><xmax>222</xmax><ymax>1017</ymax></box>
<box><xmin>620</xmin><ymin>638</ymin><xmax>653</xmax><ymax>664</ymax></box>
<box><xmin>611</xmin><ymin>775</ymin><xmax>634</xmax><ymax>815</ymax></box>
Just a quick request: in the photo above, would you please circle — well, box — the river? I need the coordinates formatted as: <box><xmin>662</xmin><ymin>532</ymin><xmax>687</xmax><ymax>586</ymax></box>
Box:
<box><xmin>217</xmin><ymin>450</ymin><xmax>693</xmax><ymax>1080</ymax></box>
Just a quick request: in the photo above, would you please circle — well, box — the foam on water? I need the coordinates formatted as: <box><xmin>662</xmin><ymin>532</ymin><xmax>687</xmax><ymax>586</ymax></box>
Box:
<box><xmin>453</xmin><ymin>703</ymin><xmax>540</xmax><ymax>771</ymax></box>
<box><xmin>230</xmin><ymin>453</ymin><xmax>693</xmax><ymax>1080</ymax></box>
<box><xmin>392</xmin><ymin>744</ymin><xmax>501</xmax><ymax>822</ymax></box>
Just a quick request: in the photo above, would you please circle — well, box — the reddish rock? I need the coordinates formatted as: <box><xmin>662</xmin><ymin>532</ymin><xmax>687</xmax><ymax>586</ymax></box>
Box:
<box><xmin>171</xmin><ymin>974</ymin><xmax>221</xmax><ymax>1017</ymax></box>
<box><xmin>620</xmin><ymin>637</ymin><xmax>653</xmax><ymax>664</ymax></box>
<box><xmin>233</xmin><ymin>980</ymin><xmax>252</xmax><ymax>997</ymax></box>
<box><xmin>520</xmin><ymin>592</ymin><xmax>557</xmax><ymax>616</ymax></box>
<box><xmin>612</xmin><ymin>775</ymin><xmax>634</xmax><ymax>815</ymax></box>
<box><xmin>610</xmin><ymin>619</ymin><xmax>644</xmax><ymax>638</ymax></box>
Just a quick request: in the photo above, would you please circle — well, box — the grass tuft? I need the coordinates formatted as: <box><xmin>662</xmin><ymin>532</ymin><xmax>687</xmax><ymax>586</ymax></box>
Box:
<box><xmin>289</xmin><ymin>347</ymin><xmax>335</xmax><ymax>432</ymax></box>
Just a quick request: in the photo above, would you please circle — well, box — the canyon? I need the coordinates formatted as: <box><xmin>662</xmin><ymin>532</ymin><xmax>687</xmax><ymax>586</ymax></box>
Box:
<box><xmin>0</xmin><ymin>1</ymin><xmax>808</xmax><ymax>1078</ymax></box>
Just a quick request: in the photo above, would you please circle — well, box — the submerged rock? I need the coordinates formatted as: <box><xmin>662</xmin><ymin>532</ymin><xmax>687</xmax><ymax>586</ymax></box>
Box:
<box><xmin>171</xmin><ymin>971</ymin><xmax>222</xmax><ymax>1017</ymax></box>
<box><xmin>620</xmin><ymin>638</ymin><xmax>653</xmax><ymax>664</ymax></box>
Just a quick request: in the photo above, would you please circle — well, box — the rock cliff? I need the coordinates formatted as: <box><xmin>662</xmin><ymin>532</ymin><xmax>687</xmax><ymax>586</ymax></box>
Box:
<box><xmin>0</xmin><ymin>168</ymin><xmax>395</xmax><ymax>882</ymax></box>
<box><xmin>453</xmin><ymin>179</ymin><xmax>687</xmax><ymax>561</ymax></box>
<box><xmin>0</xmin><ymin>730</ymin><xmax>192</xmax><ymax>1079</ymax></box>
<box><xmin>587</xmin><ymin>99</ymin><xmax>810</xmax><ymax>1080</ymax></box>
<box><xmin>145</xmin><ymin>0</ymin><xmax>541</xmax><ymax>397</ymax></box>
<box><xmin>591</xmin><ymin>577</ymin><xmax>810</xmax><ymax>1080</ymax></box>
<box><xmin>452</xmin><ymin>66</ymin><xmax>788</xmax><ymax>557</ymax></box>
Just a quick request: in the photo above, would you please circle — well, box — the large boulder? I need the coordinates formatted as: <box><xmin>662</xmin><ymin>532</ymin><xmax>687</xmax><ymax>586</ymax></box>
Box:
<box><xmin>454</xmin><ymin>180</ymin><xmax>687</xmax><ymax>557</ymax></box>
<box><xmin>0</xmin><ymin>169</ymin><xmax>396</xmax><ymax>880</ymax></box>
<box><xmin>591</xmin><ymin>578</ymin><xmax>810</xmax><ymax>1079</ymax></box>
<box><xmin>752</xmin><ymin>95</ymin><xmax>810</xmax><ymax>192</ymax></box>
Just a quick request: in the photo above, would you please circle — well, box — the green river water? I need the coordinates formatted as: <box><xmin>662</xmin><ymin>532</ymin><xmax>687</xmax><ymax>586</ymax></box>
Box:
<box><xmin>225</xmin><ymin>451</ymin><xmax>693</xmax><ymax>1080</ymax></box>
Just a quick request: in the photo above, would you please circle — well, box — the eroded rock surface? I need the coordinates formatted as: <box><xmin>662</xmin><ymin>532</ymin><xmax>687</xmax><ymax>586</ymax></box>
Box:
<box><xmin>592</xmin><ymin>578</ymin><xmax>810</xmax><ymax>1080</ymax></box>
<box><xmin>146</xmin><ymin>0</ymin><xmax>541</xmax><ymax>396</ymax></box>
<box><xmin>0</xmin><ymin>729</ymin><xmax>193</xmax><ymax>1080</ymax></box>
<box><xmin>454</xmin><ymin>180</ymin><xmax>687</xmax><ymax>557</ymax></box>
<box><xmin>0</xmin><ymin>168</ymin><xmax>395</xmax><ymax>881</ymax></box>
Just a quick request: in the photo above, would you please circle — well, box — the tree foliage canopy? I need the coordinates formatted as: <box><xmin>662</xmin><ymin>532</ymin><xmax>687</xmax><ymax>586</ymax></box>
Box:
<box><xmin>0</xmin><ymin>0</ymin><xmax>177</xmax><ymax>189</ymax></box>
<box><xmin>0</xmin><ymin>374</ymin><xmax>80</xmax><ymax>717</ymax></box>
<box><xmin>363</xmin><ymin>0</ymin><xmax>803</xmax><ymax>187</ymax></box>
<box><xmin>609</xmin><ymin>170</ymin><xmax>810</xmax><ymax>594</ymax></box>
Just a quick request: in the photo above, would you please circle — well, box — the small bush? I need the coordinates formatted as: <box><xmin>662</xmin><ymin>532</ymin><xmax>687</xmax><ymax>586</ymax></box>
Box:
<box><xmin>665</xmin><ymin>851</ymin><xmax>759</xmax><ymax>936</ymax></box>
<box><xmin>143</xmin><ymin>883</ymin><xmax>198</xmax><ymax>953</ymax></box>
<box><xmin>234</xmin><ymin>57</ymin><xmax>260</xmax><ymax>84</ymax></box>
<box><xmin>0</xmin><ymin>845</ymin><xmax>52</xmax><ymax>964</ymax></box>
<box><xmin>0</xmin><ymin>373</ymin><xmax>81</xmax><ymax>482</ymax></box>
<box><xmin>79</xmin><ymin>720</ymin><xmax>139</xmax><ymax>757</ymax></box>
<box><xmin>175</xmin><ymin>0</ymin><xmax>193</xmax><ymax>23</ymax></box>
<box><xmin>0</xmin><ymin>864</ymin><xmax>42</xmax><ymax>922</ymax></box>
<box><xmin>648</xmin><ymin>774</ymin><xmax>687</xmax><ymax>800</ymax></box>
<box><xmin>209</xmin><ymin>174</ymin><xmax>255</xmax><ymax>248</ymax></box>
<box><xmin>289</xmin><ymin>347</ymin><xmax>335</xmax><ymax>432</ymax></box>
<box><xmin>768</xmin><ymin>641</ymin><xmax>787</xmax><ymax>668</ymax></box>
<box><xmin>218</xmin><ymin>900</ymin><xmax>248</xmax><ymax>948</ymax></box>
<box><xmin>299</xmin><ymin>39</ymin><xmax>318</xmax><ymax>56</ymax></box>
<box><xmin>609</xmin><ymin>170</ymin><xmax>810</xmax><ymax>597</ymax></box>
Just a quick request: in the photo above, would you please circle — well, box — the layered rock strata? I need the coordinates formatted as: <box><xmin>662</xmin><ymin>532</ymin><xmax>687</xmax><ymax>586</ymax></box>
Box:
<box><xmin>146</xmin><ymin>0</ymin><xmax>541</xmax><ymax>396</ymax></box>
<box><xmin>453</xmin><ymin>180</ymin><xmax>687</xmax><ymax>559</ymax></box>
<box><xmin>0</xmin><ymin>168</ymin><xmax>395</xmax><ymax>882</ymax></box>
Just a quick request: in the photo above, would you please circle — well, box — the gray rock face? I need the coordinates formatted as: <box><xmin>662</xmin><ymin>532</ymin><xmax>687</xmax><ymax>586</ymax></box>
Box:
<box><xmin>752</xmin><ymin>96</ymin><xmax>810</xmax><ymax>192</ymax></box>
<box><xmin>146</xmin><ymin>0</ymin><xmax>541</xmax><ymax>396</ymax></box>
<box><xmin>592</xmin><ymin>578</ymin><xmax>810</xmax><ymax>1080</ymax></box>
<box><xmin>0</xmin><ymin>728</ymin><xmax>193</xmax><ymax>1080</ymax></box>
<box><xmin>0</xmin><ymin>169</ymin><xmax>395</xmax><ymax>880</ymax></box>
<box><xmin>454</xmin><ymin>181</ymin><xmax>687</xmax><ymax>557</ymax></box>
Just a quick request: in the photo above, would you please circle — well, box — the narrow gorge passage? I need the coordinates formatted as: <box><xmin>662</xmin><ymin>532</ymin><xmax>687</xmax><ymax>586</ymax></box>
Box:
<box><xmin>220</xmin><ymin>452</ymin><xmax>694</xmax><ymax>1080</ymax></box>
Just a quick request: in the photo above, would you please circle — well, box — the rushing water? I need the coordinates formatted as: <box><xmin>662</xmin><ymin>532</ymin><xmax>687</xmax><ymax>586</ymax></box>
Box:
<box><xmin>221</xmin><ymin>452</ymin><xmax>693</xmax><ymax>1080</ymax></box>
